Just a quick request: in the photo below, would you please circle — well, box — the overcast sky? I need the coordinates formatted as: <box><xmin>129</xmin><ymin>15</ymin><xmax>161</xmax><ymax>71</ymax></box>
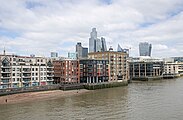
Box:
<box><xmin>0</xmin><ymin>0</ymin><xmax>183</xmax><ymax>58</ymax></box>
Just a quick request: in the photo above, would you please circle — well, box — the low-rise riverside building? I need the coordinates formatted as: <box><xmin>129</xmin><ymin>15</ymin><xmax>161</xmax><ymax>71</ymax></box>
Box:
<box><xmin>129</xmin><ymin>57</ymin><xmax>164</xmax><ymax>80</ymax></box>
<box><xmin>163</xmin><ymin>58</ymin><xmax>183</xmax><ymax>78</ymax></box>
<box><xmin>88</xmin><ymin>51</ymin><xmax>129</xmax><ymax>82</ymax></box>
<box><xmin>53</xmin><ymin>59</ymin><xmax>80</xmax><ymax>84</ymax></box>
<box><xmin>0</xmin><ymin>54</ymin><xmax>54</xmax><ymax>89</ymax></box>
<box><xmin>79</xmin><ymin>59</ymin><xmax>109</xmax><ymax>83</ymax></box>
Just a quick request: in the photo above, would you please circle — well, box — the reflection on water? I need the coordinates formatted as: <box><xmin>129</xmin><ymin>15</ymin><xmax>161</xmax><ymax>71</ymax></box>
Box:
<box><xmin>0</xmin><ymin>77</ymin><xmax>183</xmax><ymax>120</ymax></box>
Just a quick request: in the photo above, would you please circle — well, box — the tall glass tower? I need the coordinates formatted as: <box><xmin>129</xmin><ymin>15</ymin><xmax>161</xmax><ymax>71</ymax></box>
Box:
<box><xmin>139</xmin><ymin>42</ymin><xmax>152</xmax><ymax>56</ymax></box>
<box><xmin>89</xmin><ymin>28</ymin><xmax>97</xmax><ymax>53</ymax></box>
<box><xmin>76</xmin><ymin>42</ymin><xmax>88</xmax><ymax>58</ymax></box>
<box><xmin>89</xmin><ymin>28</ymin><xmax>107</xmax><ymax>53</ymax></box>
<box><xmin>101</xmin><ymin>37</ymin><xmax>107</xmax><ymax>51</ymax></box>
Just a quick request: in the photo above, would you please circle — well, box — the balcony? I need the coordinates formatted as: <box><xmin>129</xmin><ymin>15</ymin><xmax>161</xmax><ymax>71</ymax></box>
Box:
<box><xmin>22</xmin><ymin>75</ymin><xmax>31</xmax><ymax>78</ymax></box>
<box><xmin>22</xmin><ymin>70</ymin><xmax>31</xmax><ymax>73</ymax></box>
<box><xmin>22</xmin><ymin>78</ymin><xmax>31</xmax><ymax>83</ymax></box>
<box><xmin>47</xmin><ymin>66</ymin><xmax>54</xmax><ymax>69</ymax></box>
<box><xmin>1</xmin><ymin>76</ymin><xmax>11</xmax><ymax>79</ymax></box>
<box><xmin>47</xmin><ymin>74</ymin><xmax>54</xmax><ymax>77</ymax></box>
<box><xmin>47</xmin><ymin>79</ymin><xmax>54</xmax><ymax>81</ymax></box>
<box><xmin>47</xmin><ymin>70</ymin><xmax>54</xmax><ymax>73</ymax></box>
<box><xmin>1</xmin><ymin>79</ymin><xmax>10</xmax><ymax>84</ymax></box>
<box><xmin>1</xmin><ymin>70</ymin><xmax>11</xmax><ymax>73</ymax></box>
<box><xmin>1</xmin><ymin>65</ymin><xmax>11</xmax><ymax>68</ymax></box>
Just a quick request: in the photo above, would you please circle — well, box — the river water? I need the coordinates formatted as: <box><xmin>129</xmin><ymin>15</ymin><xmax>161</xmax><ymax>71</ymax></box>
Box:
<box><xmin>0</xmin><ymin>77</ymin><xmax>183</xmax><ymax>120</ymax></box>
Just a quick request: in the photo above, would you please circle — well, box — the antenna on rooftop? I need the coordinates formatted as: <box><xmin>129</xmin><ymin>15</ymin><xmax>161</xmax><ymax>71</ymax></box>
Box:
<box><xmin>3</xmin><ymin>46</ymin><xmax>6</xmax><ymax>55</ymax></box>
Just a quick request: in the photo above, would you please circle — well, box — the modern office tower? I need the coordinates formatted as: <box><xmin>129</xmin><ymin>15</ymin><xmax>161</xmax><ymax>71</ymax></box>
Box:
<box><xmin>88</xmin><ymin>51</ymin><xmax>129</xmax><ymax>82</ymax></box>
<box><xmin>117</xmin><ymin>44</ymin><xmax>129</xmax><ymax>56</ymax></box>
<box><xmin>76</xmin><ymin>42</ymin><xmax>83</xmax><ymax>58</ymax></box>
<box><xmin>89</xmin><ymin>28</ymin><xmax>107</xmax><ymax>53</ymax></box>
<box><xmin>129</xmin><ymin>57</ymin><xmax>163</xmax><ymax>80</ymax></box>
<box><xmin>117</xmin><ymin>44</ymin><xmax>123</xmax><ymax>52</ymax></box>
<box><xmin>172</xmin><ymin>57</ymin><xmax>183</xmax><ymax>62</ymax></box>
<box><xmin>0</xmin><ymin>54</ymin><xmax>54</xmax><ymax>89</ymax></box>
<box><xmin>30</xmin><ymin>54</ymin><xmax>35</xmax><ymax>57</ymax></box>
<box><xmin>89</xmin><ymin>28</ymin><xmax>97</xmax><ymax>53</ymax></box>
<box><xmin>96</xmin><ymin>38</ymin><xmax>102</xmax><ymax>52</ymax></box>
<box><xmin>101</xmin><ymin>37</ymin><xmax>107</xmax><ymax>52</ymax></box>
<box><xmin>51</xmin><ymin>52</ymin><xmax>58</xmax><ymax>58</ymax></box>
<box><xmin>79</xmin><ymin>59</ymin><xmax>109</xmax><ymax>83</ymax></box>
<box><xmin>139</xmin><ymin>42</ymin><xmax>152</xmax><ymax>56</ymax></box>
<box><xmin>68</xmin><ymin>52</ymin><xmax>77</xmax><ymax>59</ymax></box>
<box><xmin>82</xmin><ymin>47</ymin><xmax>88</xmax><ymax>58</ymax></box>
<box><xmin>53</xmin><ymin>59</ymin><xmax>80</xmax><ymax>84</ymax></box>
<box><xmin>89</xmin><ymin>28</ymin><xmax>101</xmax><ymax>52</ymax></box>
<box><xmin>76</xmin><ymin>42</ymin><xmax>88</xmax><ymax>58</ymax></box>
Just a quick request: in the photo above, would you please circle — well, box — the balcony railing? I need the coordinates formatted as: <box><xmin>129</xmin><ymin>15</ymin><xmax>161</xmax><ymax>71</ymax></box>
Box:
<box><xmin>1</xmin><ymin>70</ymin><xmax>11</xmax><ymax>73</ymax></box>
<box><xmin>1</xmin><ymin>65</ymin><xmax>11</xmax><ymax>68</ymax></box>
<box><xmin>47</xmin><ymin>74</ymin><xmax>54</xmax><ymax>77</ymax></box>
<box><xmin>22</xmin><ymin>70</ymin><xmax>31</xmax><ymax>73</ymax></box>
<box><xmin>1</xmin><ymin>76</ymin><xmax>11</xmax><ymax>78</ymax></box>
<box><xmin>22</xmin><ymin>75</ymin><xmax>31</xmax><ymax>78</ymax></box>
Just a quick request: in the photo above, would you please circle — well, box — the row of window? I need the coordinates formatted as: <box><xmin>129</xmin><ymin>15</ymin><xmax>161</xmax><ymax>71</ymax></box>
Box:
<box><xmin>12</xmin><ymin>68</ymin><xmax>49</xmax><ymax>71</ymax></box>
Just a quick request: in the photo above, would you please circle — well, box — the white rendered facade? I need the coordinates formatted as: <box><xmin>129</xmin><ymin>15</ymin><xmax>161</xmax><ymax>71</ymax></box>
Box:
<box><xmin>0</xmin><ymin>54</ymin><xmax>54</xmax><ymax>89</ymax></box>
<box><xmin>163</xmin><ymin>61</ymin><xmax>183</xmax><ymax>77</ymax></box>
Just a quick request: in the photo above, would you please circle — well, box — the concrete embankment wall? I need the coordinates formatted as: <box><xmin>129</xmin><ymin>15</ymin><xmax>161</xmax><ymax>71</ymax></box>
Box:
<box><xmin>84</xmin><ymin>81</ymin><xmax>128</xmax><ymax>90</ymax></box>
<box><xmin>131</xmin><ymin>76</ymin><xmax>163</xmax><ymax>81</ymax></box>
<box><xmin>0</xmin><ymin>82</ymin><xmax>128</xmax><ymax>96</ymax></box>
<box><xmin>59</xmin><ymin>84</ymin><xmax>85</xmax><ymax>91</ymax></box>
<box><xmin>0</xmin><ymin>85</ymin><xmax>60</xmax><ymax>96</ymax></box>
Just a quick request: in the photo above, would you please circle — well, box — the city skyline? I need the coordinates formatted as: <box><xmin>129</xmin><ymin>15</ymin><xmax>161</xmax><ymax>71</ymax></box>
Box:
<box><xmin>0</xmin><ymin>0</ymin><xmax>183</xmax><ymax>57</ymax></box>
<box><xmin>89</xmin><ymin>28</ymin><xmax>107</xmax><ymax>53</ymax></box>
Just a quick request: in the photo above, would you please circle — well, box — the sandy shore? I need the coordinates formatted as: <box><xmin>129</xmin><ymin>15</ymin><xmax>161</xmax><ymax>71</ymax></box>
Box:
<box><xmin>0</xmin><ymin>89</ymin><xmax>89</xmax><ymax>105</ymax></box>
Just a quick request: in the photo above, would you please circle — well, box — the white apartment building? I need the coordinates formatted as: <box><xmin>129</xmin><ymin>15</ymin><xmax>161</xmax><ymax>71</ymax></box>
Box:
<box><xmin>163</xmin><ymin>58</ymin><xmax>183</xmax><ymax>78</ymax></box>
<box><xmin>0</xmin><ymin>54</ymin><xmax>54</xmax><ymax>89</ymax></box>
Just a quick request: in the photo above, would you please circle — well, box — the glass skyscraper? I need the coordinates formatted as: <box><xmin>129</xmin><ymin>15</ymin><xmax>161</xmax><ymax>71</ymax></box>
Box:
<box><xmin>51</xmin><ymin>52</ymin><xmax>58</xmax><ymax>58</ymax></box>
<box><xmin>76</xmin><ymin>42</ymin><xmax>88</xmax><ymax>58</ymax></box>
<box><xmin>89</xmin><ymin>28</ymin><xmax>107</xmax><ymax>53</ymax></box>
<box><xmin>139</xmin><ymin>42</ymin><xmax>152</xmax><ymax>56</ymax></box>
<box><xmin>89</xmin><ymin>28</ymin><xmax>97</xmax><ymax>53</ymax></box>
<box><xmin>101</xmin><ymin>37</ymin><xmax>107</xmax><ymax>51</ymax></box>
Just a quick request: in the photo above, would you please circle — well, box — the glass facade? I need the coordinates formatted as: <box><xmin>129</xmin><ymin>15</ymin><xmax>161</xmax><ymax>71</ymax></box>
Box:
<box><xmin>89</xmin><ymin>28</ymin><xmax>107</xmax><ymax>53</ymax></box>
<box><xmin>139</xmin><ymin>42</ymin><xmax>152</xmax><ymax>56</ymax></box>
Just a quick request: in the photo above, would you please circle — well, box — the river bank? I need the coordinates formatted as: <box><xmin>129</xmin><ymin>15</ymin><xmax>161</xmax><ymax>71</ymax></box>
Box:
<box><xmin>0</xmin><ymin>89</ymin><xmax>89</xmax><ymax>105</ymax></box>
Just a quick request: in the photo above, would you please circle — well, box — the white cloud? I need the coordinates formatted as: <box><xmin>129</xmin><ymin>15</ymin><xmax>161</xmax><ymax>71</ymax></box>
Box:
<box><xmin>0</xmin><ymin>0</ymin><xmax>183</xmax><ymax>57</ymax></box>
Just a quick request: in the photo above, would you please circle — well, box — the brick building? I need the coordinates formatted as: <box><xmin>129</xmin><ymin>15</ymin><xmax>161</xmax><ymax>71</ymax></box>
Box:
<box><xmin>53</xmin><ymin>59</ymin><xmax>80</xmax><ymax>84</ymax></box>
<box><xmin>79</xmin><ymin>59</ymin><xmax>109</xmax><ymax>83</ymax></box>
<box><xmin>88</xmin><ymin>51</ymin><xmax>129</xmax><ymax>82</ymax></box>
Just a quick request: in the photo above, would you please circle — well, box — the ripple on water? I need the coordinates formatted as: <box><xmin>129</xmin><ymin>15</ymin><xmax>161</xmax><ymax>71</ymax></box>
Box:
<box><xmin>1</xmin><ymin>77</ymin><xmax>183</xmax><ymax>120</ymax></box>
